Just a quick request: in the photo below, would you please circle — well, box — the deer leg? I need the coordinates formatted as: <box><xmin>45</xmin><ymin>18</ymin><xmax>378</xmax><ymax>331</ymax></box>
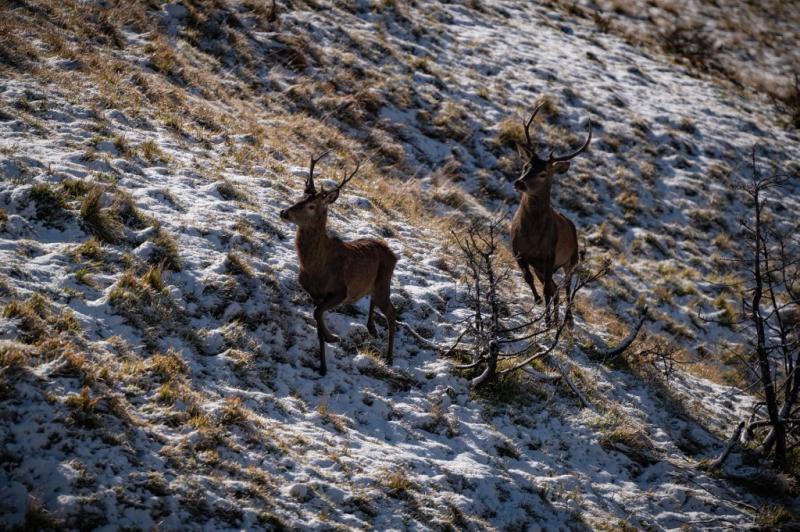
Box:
<box><xmin>516</xmin><ymin>258</ymin><xmax>542</xmax><ymax>305</ymax></box>
<box><xmin>553</xmin><ymin>283</ymin><xmax>560</xmax><ymax>324</ymax></box>
<box><xmin>318</xmin><ymin>295</ymin><xmax>345</xmax><ymax>344</ymax></box>
<box><xmin>366</xmin><ymin>298</ymin><xmax>377</xmax><ymax>336</ymax></box>
<box><xmin>372</xmin><ymin>288</ymin><xmax>396</xmax><ymax>365</ymax></box>
<box><xmin>563</xmin><ymin>266</ymin><xmax>575</xmax><ymax>328</ymax></box>
<box><xmin>313</xmin><ymin>291</ymin><xmax>346</xmax><ymax>376</ymax></box>
<box><xmin>542</xmin><ymin>264</ymin><xmax>556</xmax><ymax>327</ymax></box>
<box><xmin>553</xmin><ymin>269</ymin><xmax>566</xmax><ymax>325</ymax></box>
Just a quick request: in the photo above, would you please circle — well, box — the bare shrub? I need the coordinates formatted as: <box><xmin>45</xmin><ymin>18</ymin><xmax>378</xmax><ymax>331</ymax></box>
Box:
<box><xmin>661</xmin><ymin>23</ymin><xmax>716</xmax><ymax>71</ymax></box>
<box><xmin>773</xmin><ymin>73</ymin><xmax>800</xmax><ymax>130</ymax></box>
<box><xmin>709</xmin><ymin>148</ymin><xmax>800</xmax><ymax>472</ymax></box>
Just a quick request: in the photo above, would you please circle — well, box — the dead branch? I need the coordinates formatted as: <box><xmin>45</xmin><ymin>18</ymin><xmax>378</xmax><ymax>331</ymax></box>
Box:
<box><xmin>703</xmin><ymin>421</ymin><xmax>745</xmax><ymax>471</ymax></box>
<box><xmin>548</xmin><ymin>354</ymin><xmax>595</xmax><ymax>411</ymax></box>
<box><xmin>599</xmin><ymin>305</ymin><xmax>649</xmax><ymax>361</ymax></box>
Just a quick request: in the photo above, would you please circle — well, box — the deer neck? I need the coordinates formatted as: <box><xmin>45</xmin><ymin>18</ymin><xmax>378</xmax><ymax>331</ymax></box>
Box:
<box><xmin>295</xmin><ymin>219</ymin><xmax>333</xmax><ymax>273</ymax></box>
<box><xmin>519</xmin><ymin>189</ymin><xmax>553</xmax><ymax>223</ymax></box>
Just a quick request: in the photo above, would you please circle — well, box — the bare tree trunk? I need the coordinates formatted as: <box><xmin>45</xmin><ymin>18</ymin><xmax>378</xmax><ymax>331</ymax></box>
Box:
<box><xmin>486</xmin><ymin>237</ymin><xmax>500</xmax><ymax>383</ymax></box>
<box><xmin>752</xmin><ymin>182</ymin><xmax>787</xmax><ymax>470</ymax></box>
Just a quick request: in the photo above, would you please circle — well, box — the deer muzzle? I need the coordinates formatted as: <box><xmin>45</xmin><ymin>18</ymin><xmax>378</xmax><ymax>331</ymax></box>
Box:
<box><xmin>513</xmin><ymin>179</ymin><xmax>526</xmax><ymax>192</ymax></box>
<box><xmin>280</xmin><ymin>209</ymin><xmax>290</xmax><ymax>221</ymax></box>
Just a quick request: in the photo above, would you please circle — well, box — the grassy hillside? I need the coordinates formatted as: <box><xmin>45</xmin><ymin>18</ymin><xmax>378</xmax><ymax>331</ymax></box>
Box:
<box><xmin>1</xmin><ymin>0</ymin><xmax>799</xmax><ymax>529</ymax></box>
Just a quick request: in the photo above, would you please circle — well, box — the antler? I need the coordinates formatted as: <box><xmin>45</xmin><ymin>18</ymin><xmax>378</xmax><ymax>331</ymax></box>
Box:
<box><xmin>335</xmin><ymin>159</ymin><xmax>361</xmax><ymax>192</ymax></box>
<box><xmin>305</xmin><ymin>151</ymin><xmax>330</xmax><ymax>195</ymax></box>
<box><xmin>522</xmin><ymin>102</ymin><xmax>545</xmax><ymax>150</ymax></box>
<box><xmin>549</xmin><ymin>121</ymin><xmax>592</xmax><ymax>163</ymax></box>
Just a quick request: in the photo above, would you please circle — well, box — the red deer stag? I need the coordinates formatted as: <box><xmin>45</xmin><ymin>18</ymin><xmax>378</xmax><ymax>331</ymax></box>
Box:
<box><xmin>280</xmin><ymin>153</ymin><xmax>398</xmax><ymax>376</ymax></box>
<box><xmin>510</xmin><ymin>104</ymin><xmax>591</xmax><ymax>326</ymax></box>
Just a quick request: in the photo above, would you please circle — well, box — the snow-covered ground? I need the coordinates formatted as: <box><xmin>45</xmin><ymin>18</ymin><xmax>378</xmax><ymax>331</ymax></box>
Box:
<box><xmin>1</xmin><ymin>0</ymin><xmax>798</xmax><ymax>529</ymax></box>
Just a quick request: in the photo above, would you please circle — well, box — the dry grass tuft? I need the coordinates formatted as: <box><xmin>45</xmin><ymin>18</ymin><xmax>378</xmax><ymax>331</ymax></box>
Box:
<box><xmin>114</xmin><ymin>192</ymin><xmax>151</xmax><ymax>230</ymax></box>
<box><xmin>0</xmin><ymin>342</ymin><xmax>30</xmax><ymax>369</ymax></box>
<box><xmin>225</xmin><ymin>252</ymin><xmax>254</xmax><ymax>277</ymax></box>
<box><xmin>0</xmin><ymin>17</ymin><xmax>40</xmax><ymax>68</ymax></box>
<box><xmin>139</xmin><ymin>139</ymin><xmax>170</xmax><ymax>164</ymax></box>
<box><xmin>220</xmin><ymin>396</ymin><xmax>249</xmax><ymax>426</ymax></box>
<box><xmin>150</xmin><ymin>348</ymin><xmax>188</xmax><ymax>382</ymax></box>
<box><xmin>217</xmin><ymin>179</ymin><xmax>249</xmax><ymax>202</ymax></box>
<box><xmin>150</xmin><ymin>225</ymin><xmax>182</xmax><ymax>271</ymax></box>
<box><xmin>147</xmin><ymin>36</ymin><xmax>184</xmax><ymax>81</ymax></box>
<box><xmin>2</xmin><ymin>294</ymin><xmax>50</xmax><ymax>343</ymax></box>
<box><xmin>595</xmin><ymin>404</ymin><xmax>656</xmax><ymax>463</ymax></box>
<box><xmin>432</xmin><ymin>101</ymin><xmax>471</xmax><ymax>141</ymax></box>
<box><xmin>495</xmin><ymin>116</ymin><xmax>527</xmax><ymax>149</ymax></box>
<box><xmin>65</xmin><ymin>386</ymin><xmax>102</xmax><ymax>427</ymax></box>
<box><xmin>30</xmin><ymin>183</ymin><xmax>67</xmax><ymax>226</ymax></box>
<box><xmin>380</xmin><ymin>467</ymin><xmax>414</xmax><ymax>499</ymax></box>
<box><xmin>61</xmin><ymin>178</ymin><xmax>91</xmax><ymax>200</ymax></box>
<box><xmin>73</xmin><ymin>237</ymin><xmax>105</xmax><ymax>262</ymax></box>
<box><xmin>317</xmin><ymin>401</ymin><xmax>349</xmax><ymax>433</ymax></box>
<box><xmin>108</xmin><ymin>269</ymin><xmax>177</xmax><ymax>329</ymax></box>
<box><xmin>80</xmin><ymin>187</ymin><xmax>124</xmax><ymax>244</ymax></box>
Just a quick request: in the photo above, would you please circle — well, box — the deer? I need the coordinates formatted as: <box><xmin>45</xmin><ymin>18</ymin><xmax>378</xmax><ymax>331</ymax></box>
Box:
<box><xmin>510</xmin><ymin>103</ymin><xmax>591</xmax><ymax>327</ymax></box>
<box><xmin>279</xmin><ymin>152</ymin><xmax>398</xmax><ymax>376</ymax></box>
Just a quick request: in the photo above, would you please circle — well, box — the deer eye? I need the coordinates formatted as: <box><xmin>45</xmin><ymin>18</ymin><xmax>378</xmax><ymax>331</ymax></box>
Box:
<box><xmin>307</xmin><ymin>204</ymin><xmax>315</xmax><ymax>211</ymax></box>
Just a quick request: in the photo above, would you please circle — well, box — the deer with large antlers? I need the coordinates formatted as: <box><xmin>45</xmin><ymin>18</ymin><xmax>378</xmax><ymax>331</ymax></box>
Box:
<box><xmin>510</xmin><ymin>103</ymin><xmax>591</xmax><ymax>326</ymax></box>
<box><xmin>280</xmin><ymin>153</ymin><xmax>398</xmax><ymax>376</ymax></box>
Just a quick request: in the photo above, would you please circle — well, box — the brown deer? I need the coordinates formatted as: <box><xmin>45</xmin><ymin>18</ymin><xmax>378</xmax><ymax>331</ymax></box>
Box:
<box><xmin>510</xmin><ymin>104</ymin><xmax>591</xmax><ymax>326</ymax></box>
<box><xmin>279</xmin><ymin>153</ymin><xmax>398</xmax><ymax>376</ymax></box>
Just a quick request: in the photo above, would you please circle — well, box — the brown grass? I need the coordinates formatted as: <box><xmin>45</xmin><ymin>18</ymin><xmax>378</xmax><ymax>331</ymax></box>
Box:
<box><xmin>80</xmin><ymin>187</ymin><xmax>124</xmax><ymax>244</ymax></box>
<box><xmin>2</xmin><ymin>294</ymin><xmax>49</xmax><ymax>343</ymax></box>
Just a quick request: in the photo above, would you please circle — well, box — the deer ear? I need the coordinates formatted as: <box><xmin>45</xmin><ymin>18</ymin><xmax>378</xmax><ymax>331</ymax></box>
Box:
<box><xmin>552</xmin><ymin>161</ymin><xmax>571</xmax><ymax>174</ymax></box>
<box><xmin>322</xmin><ymin>188</ymin><xmax>340</xmax><ymax>204</ymax></box>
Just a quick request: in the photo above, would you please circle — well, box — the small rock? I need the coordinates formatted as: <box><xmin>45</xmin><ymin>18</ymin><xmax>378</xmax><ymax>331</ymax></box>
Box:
<box><xmin>94</xmin><ymin>140</ymin><xmax>119</xmax><ymax>155</ymax></box>
<box><xmin>0</xmin><ymin>160</ymin><xmax>22</xmax><ymax>179</ymax></box>
<box><xmin>325</xmin><ymin>486</ymin><xmax>345</xmax><ymax>505</ymax></box>
<box><xmin>133</xmin><ymin>240</ymin><xmax>157</xmax><ymax>261</ymax></box>
<box><xmin>4</xmin><ymin>215</ymin><xmax>33</xmax><ymax>237</ymax></box>
<box><xmin>287</xmin><ymin>483</ymin><xmax>308</xmax><ymax>500</ymax></box>
<box><xmin>349</xmin><ymin>196</ymin><xmax>372</xmax><ymax>209</ymax></box>
<box><xmin>438</xmin><ymin>394</ymin><xmax>451</xmax><ymax>410</ymax></box>
<box><xmin>200</xmin><ymin>329</ymin><xmax>225</xmax><ymax>355</ymax></box>
<box><xmin>105</xmin><ymin>109</ymin><xmax>128</xmax><ymax>125</ymax></box>
<box><xmin>166</xmin><ymin>285</ymin><xmax>183</xmax><ymax>303</ymax></box>
<box><xmin>354</xmin><ymin>354</ymin><xmax>375</xmax><ymax>371</ymax></box>
<box><xmin>163</xmin><ymin>2</ymin><xmax>188</xmax><ymax>19</ymax></box>
<box><xmin>222</xmin><ymin>302</ymin><xmax>243</xmax><ymax>321</ymax></box>
<box><xmin>0</xmin><ymin>321</ymin><xmax>21</xmax><ymax>341</ymax></box>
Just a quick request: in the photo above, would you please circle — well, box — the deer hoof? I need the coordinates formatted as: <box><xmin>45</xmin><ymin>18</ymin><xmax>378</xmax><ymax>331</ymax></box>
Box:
<box><xmin>318</xmin><ymin>364</ymin><xmax>327</xmax><ymax>376</ymax></box>
<box><xmin>367</xmin><ymin>323</ymin><xmax>377</xmax><ymax>336</ymax></box>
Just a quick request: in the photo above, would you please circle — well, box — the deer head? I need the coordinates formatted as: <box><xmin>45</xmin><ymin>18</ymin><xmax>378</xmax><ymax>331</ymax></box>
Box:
<box><xmin>280</xmin><ymin>152</ymin><xmax>361</xmax><ymax>227</ymax></box>
<box><xmin>513</xmin><ymin>103</ymin><xmax>592</xmax><ymax>196</ymax></box>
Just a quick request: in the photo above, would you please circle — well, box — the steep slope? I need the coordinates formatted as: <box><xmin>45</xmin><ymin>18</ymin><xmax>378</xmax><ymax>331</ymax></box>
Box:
<box><xmin>1</xmin><ymin>0</ymin><xmax>798</xmax><ymax>530</ymax></box>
